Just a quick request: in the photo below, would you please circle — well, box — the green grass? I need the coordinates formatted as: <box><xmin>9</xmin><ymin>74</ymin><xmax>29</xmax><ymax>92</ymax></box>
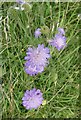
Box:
<box><xmin>1</xmin><ymin>2</ymin><xmax>81</xmax><ymax>118</ymax></box>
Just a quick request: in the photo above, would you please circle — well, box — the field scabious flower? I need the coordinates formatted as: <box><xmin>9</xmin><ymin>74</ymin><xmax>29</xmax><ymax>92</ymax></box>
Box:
<box><xmin>22</xmin><ymin>88</ymin><xmax>43</xmax><ymax>110</ymax></box>
<box><xmin>16</xmin><ymin>0</ymin><xmax>26</xmax><ymax>4</ymax></box>
<box><xmin>58</xmin><ymin>27</ymin><xmax>65</xmax><ymax>35</ymax></box>
<box><xmin>49</xmin><ymin>28</ymin><xmax>66</xmax><ymax>51</ymax></box>
<box><xmin>34</xmin><ymin>28</ymin><xmax>41</xmax><ymax>38</ymax></box>
<box><xmin>24</xmin><ymin>44</ymin><xmax>50</xmax><ymax>76</ymax></box>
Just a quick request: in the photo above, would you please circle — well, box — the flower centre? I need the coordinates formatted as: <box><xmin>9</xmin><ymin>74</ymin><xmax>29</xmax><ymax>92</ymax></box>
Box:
<box><xmin>34</xmin><ymin>51</ymin><xmax>42</xmax><ymax>62</ymax></box>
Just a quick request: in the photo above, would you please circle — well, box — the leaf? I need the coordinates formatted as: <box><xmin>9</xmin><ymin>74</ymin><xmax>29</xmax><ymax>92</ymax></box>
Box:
<box><xmin>22</xmin><ymin>3</ymin><xmax>32</xmax><ymax>12</ymax></box>
<box><xmin>41</xmin><ymin>25</ymin><xmax>50</xmax><ymax>35</ymax></box>
<box><xmin>0</xmin><ymin>67</ymin><xmax>6</xmax><ymax>78</ymax></box>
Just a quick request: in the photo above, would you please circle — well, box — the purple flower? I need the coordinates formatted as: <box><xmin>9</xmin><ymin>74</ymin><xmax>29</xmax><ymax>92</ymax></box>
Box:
<box><xmin>58</xmin><ymin>27</ymin><xmax>65</xmax><ymax>35</ymax></box>
<box><xmin>16</xmin><ymin>0</ymin><xmax>25</xmax><ymax>4</ymax></box>
<box><xmin>24</xmin><ymin>44</ymin><xmax>50</xmax><ymax>76</ymax></box>
<box><xmin>34</xmin><ymin>28</ymin><xmax>41</xmax><ymax>38</ymax></box>
<box><xmin>22</xmin><ymin>88</ymin><xmax>43</xmax><ymax>110</ymax></box>
<box><xmin>49</xmin><ymin>34</ymin><xmax>66</xmax><ymax>51</ymax></box>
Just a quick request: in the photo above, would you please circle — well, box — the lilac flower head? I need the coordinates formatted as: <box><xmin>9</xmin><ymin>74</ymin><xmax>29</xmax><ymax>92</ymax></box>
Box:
<box><xmin>34</xmin><ymin>28</ymin><xmax>41</xmax><ymax>38</ymax></box>
<box><xmin>16</xmin><ymin>0</ymin><xmax>26</xmax><ymax>4</ymax></box>
<box><xmin>49</xmin><ymin>34</ymin><xmax>66</xmax><ymax>51</ymax></box>
<box><xmin>22</xmin><ymin>88</ymin><xmax>43</xmax><ymax>110</ymax></box>
<box><xmin>58</xmin><ymin>27</ymin><xmax>65</xmax><ymax>35</ymax></box>
<box><xmin>24</xmin><ymin>44</ymin><xmax>50</xmax><ymax>76</ymax></box>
